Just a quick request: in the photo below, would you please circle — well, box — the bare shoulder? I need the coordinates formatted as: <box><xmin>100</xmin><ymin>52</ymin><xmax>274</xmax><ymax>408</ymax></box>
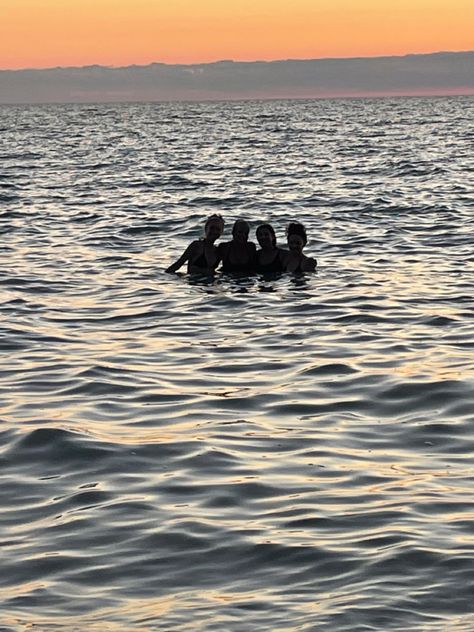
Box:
<box><xmin>188</xmin><ymin>239</ymin><xmax>203</xmax><ymax>253</ymax></box>
<box><xmin>217</xmin><ymin>241</ymin><xmax>231</xmax><ymax>254</ymax></box>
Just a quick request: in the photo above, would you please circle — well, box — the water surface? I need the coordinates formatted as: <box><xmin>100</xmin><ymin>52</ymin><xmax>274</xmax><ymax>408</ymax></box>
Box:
<box><xmin>1</xmin><ymin>97</ymin><xmax>473</xmax><ymax>631</ymax></box>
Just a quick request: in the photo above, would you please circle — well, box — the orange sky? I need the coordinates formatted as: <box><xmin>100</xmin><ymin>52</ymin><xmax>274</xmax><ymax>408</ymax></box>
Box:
<box><xmin>1</xmin><ymin>0</ymin><xmax>473</xmax><ymax>70</ymax></box>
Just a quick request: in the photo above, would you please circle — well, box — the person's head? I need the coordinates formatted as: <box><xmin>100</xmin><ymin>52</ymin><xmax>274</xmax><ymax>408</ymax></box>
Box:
<box><xmin>204</xmin><ymin>214</ymin><xmax>224</xmax><ymax>241</ymax></box>
<box><xmin>256</xmin><ymin>223</ymin><xmax>277</xmax><ymax>250</ymax></box>
<box><xmin>232</xmin><ymin>219</ymin><xmax>250</xmax><ymax>243</ymax></box>
<box><xmin>287</xmin><ymin>222</ymin><xmax>307</xmax><ymax>254</ymax></box>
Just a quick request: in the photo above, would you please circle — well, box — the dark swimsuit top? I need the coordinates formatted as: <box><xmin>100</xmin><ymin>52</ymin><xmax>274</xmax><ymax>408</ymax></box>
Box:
<box><xmin>255</xmin><ymin>249</ymin><xmax>284</xmax><ymax>274</ymax></box>
<box><xmin>192</xmin><ymin>252</ymin><xmax>209</xmax><ymax>268</ymax></box>
<box><xmin>191</xmin><ymin>242</ymin><xmax>218</xmax><ymax>270</ymax></box>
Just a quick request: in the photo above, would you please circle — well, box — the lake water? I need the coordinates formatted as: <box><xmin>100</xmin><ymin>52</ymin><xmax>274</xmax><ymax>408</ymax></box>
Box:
<box><xmin>1</xmin><ymin>97</ymin><xmax>473</xmax><ymax>631</ymax></box>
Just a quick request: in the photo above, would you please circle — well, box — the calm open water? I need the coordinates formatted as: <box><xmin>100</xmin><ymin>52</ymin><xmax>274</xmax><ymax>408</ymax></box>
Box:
<box><xmin>1</xmin><ymin>98</ymin><xmax>473</xmax><ymax>631</ymax></box>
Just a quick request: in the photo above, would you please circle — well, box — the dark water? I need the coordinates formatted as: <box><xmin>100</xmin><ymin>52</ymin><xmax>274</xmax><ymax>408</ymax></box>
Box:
<box><xmin>1</xmin><ymin>98</ymin><xmax>473</xmax><ymax>631</ymax></box>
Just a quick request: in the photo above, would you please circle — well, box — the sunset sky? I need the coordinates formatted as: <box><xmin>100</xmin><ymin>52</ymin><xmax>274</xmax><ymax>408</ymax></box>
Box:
<box><xmin>1</xmin><ymin>0</ymin><xmax>473</xmax><ymax>70</ymax></box>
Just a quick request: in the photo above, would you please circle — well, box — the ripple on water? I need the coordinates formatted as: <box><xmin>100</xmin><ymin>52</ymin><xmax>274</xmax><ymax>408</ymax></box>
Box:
<box><xmin>1</xmin><ymin>98</ymin><xmax>474</xmax><ymax>631</ymax></box>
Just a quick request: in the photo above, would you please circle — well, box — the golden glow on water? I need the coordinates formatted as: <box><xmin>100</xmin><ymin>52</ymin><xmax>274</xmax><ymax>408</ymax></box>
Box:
<box><xmin>2</xmin><ymin>595</ymin><xmax>177</xmax><ymax>632</ymax></box>
<box><xmin>3</xmin><ymin>581</ymin><xmax>47</xmax><ymax>600</ymax></box>
<box><xmin>1</xmin><ymin>100</ymin><xmax>473</xmax><ymax>631</ymax></box>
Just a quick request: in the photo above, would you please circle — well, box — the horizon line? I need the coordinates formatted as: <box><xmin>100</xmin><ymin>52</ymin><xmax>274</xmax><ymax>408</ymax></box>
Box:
<box><xmin>2</xmin><ymin>48</ymin><xmax>474</xmax><ymax>73</ymax></box>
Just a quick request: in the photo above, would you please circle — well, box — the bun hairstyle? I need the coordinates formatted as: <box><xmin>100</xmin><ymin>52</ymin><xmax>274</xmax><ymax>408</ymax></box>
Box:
<box><xmin>256</xmin><ymin>223</ymin><xmax>277</xmax><ymax>248</ymax></box>
<box><xmin>205</xmin><ymin>214</ymin><xmax>224</xmax><ymax>230</ymax></box>
<box><xmin>287</xmin><ymin>222</ymin><xmax>307</xmax><ymax>246</ymax></box>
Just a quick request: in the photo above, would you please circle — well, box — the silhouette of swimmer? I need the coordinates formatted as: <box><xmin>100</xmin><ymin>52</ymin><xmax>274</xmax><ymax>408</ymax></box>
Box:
<box><xmin>284</xmin><ymin>222</ymin><xmax>317</xmax><ymax>273</ymax></box>
<box><xmin>166</xmin><ymin>214</ymin><xmax>224</xmax><ymax>274</ymax></box>
<box><xmin>255</xmin><ymin>223</ymin><xmax>288</xmax><ymax>274</ymax></box>
<box><xmin>218</xmin><ymin>219</ymin><xmax>256</xmax><ymax>273</ymax></box>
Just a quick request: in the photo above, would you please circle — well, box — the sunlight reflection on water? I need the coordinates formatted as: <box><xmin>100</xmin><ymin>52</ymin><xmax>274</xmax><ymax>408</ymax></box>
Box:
<box><xmin>0</xmin><ymin>97</ymin><xmax>473</xmax><ymax>631</ymax></box>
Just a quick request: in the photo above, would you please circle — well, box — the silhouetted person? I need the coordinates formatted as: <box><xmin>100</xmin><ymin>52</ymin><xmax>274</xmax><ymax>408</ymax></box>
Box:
<box><xmin>166</xmin><ymin>214</ymin><xmax>224</xmax><ymax>274</ymax></box>
<box><xmin>284</xmin><ymin>222</ymin><xmax>317</xmax><ymax>273</ymax></box>
<box><xmin>254</xmin><ymin>223</ymin><xmax>287</xmax><ymax>274</ymax></box>
<box><xmin>218</xmin><ymin>219</ymin><xmax>256</xmax><ymax>273</ymax></box>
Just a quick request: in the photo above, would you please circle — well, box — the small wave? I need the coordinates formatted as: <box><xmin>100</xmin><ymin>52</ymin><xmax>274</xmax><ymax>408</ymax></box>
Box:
<box><xmin>299</xmin><ymin>363</ymin><xmax>358</xmax><ymax>376</ymax></box>
<box><xmin>1</xmin><ymin>97</ymin><xmax>473</xmax><ymax>632</ymax></box>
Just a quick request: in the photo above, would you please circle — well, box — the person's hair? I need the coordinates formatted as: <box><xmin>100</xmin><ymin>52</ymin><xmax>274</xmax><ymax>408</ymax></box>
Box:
<box><xmin>205</xmin><ymin>214</ymin><xmax>224</xmax><ymax>230</ymax></box>
<box><xmin>232</xmin><ymin>219</ymin><xmax>250</xmax><ymax>235</ymax></box>
<box><xmin>256</xmin><ymin>223</ymin><xmax>277</xmax><ymax>248</ymax></box>
<box><xmin>287</xmin><ymin>222</ymin><xmax>307</xmax><ymax>246</ymax></box>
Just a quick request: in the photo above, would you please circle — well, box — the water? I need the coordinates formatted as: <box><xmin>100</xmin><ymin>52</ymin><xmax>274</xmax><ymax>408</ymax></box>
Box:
<box><xmin>1</xmin><ymin>98</ymin><xmax>473</xmax><ymax>631</ymax></box>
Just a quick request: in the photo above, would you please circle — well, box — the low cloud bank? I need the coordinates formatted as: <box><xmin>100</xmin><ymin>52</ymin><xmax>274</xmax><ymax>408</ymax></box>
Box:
<box><xmin>1</xmin><ymin>52</ymin><xmax>473</xmax><ymax>103</ymax></box>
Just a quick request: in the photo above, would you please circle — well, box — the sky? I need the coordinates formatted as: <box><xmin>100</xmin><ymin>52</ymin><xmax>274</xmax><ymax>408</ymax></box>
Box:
<box><xmin>1</xmin><ymin>0</ymin><xmax>473</xmax><ymax>70</ymax></box>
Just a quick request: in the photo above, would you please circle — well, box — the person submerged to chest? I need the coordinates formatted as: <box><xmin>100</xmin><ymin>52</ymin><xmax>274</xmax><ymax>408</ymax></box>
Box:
<box><xmin>218</xmin><ymin>219</ymin><xmax>257</xmax><ymax>273</ymax></box>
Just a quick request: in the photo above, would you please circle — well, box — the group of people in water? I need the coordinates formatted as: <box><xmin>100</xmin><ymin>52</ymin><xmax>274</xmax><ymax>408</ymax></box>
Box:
<box><xmin>166</xmin><ymin>215</ymin><xmax>317</xmax><ymax>275</ymax></box>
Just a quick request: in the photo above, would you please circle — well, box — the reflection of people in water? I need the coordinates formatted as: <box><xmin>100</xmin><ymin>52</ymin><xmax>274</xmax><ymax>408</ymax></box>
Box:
<box><xmin>284</xmin><ymin>222</ymin><xmax>317</xmax><ymax>273</ymax></box>
<box><xmin>255</xmin><ymin>223</ymin><xmax>287</xmax><ymax>274</ymax></box>
<box><xmin>218</xmin><ymin>219</ymin><xmax>256</xmax><ymax>273</ymax></box>
<box><xmin>165</xmin><ymin>214</ymin><xmax>224</xmax><ymax>274</ymax></box>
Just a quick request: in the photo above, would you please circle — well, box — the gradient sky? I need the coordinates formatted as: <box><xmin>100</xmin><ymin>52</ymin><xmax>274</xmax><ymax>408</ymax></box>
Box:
<box><xmin>1</xmin><ymin>0</ymin><xmax>473</xmax><ymax>70</ymax></box>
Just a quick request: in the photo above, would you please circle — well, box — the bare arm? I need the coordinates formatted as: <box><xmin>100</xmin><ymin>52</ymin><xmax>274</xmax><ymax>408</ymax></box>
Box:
<box><xmin>215</xmin><ymin>242</ymin><xmax>228</xmax><ymax>269</ymax></box>
<box><xmin>283</xmin><ymin>252</ymin><xmax>300</xmax><ymax>273</ymax></box>
<box><xmin>278</xmin><ymin>248</ymin><xmax>290</xmax><ymax>267</ymax></box>
<box><xmin>244</xmin><ymin>242</ymin><xmax>256</xmax><ymax>269</ymax></box>
<box><xmin>302</xmin><ymin>256</ymin><xmax>317</xmax><ymax>272</ymax></box>
<box><xmin>165</xmin><ymin>243</ymin><xmax>194</xmax><ymax>273</ymax></box>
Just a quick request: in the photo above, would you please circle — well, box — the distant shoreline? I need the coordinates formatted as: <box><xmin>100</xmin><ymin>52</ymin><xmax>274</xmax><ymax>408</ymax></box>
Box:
<box><xmin>3</xmin><ymin>50</ymin><xmax>474</xmax><ymax>73</ymax></box>
<box><xmin>2</xmin><ymin>94</ymin><xmax>474</xmax><ymax>108</ymax></box>
<box><xmin>2</xmin><ymin>51</ymin><xmax>473</xmax><ymax>104</ymax></box>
